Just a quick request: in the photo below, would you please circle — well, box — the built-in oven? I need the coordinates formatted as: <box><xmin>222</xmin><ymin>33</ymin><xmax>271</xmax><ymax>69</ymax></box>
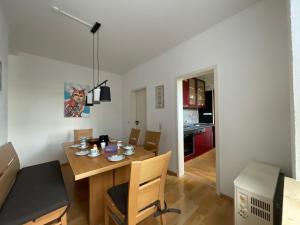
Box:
<box><xmin>184</xmin><ymin>132</ymin><xmax>194</xmax><ymax>157</ymax></box>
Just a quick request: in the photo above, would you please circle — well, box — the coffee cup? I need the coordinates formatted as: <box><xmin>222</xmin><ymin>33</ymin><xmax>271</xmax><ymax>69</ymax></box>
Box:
<box><xmin>125</xmin><ymin>146</ymin><xmax>134</xmax><ymax>155</ymax></box>
<box><xmin>100</xmin><ymin>141</ymin><xmax>106</xmax><ymax>149</ymax></box>
<box><xmin>80</xmin><ymin>142</ymin><xmax>87</xmax><ymax>148</ymax></box>
<box><xmin>90</xmin><ymin>148</ymin><xmax>99</xmax><ymax>155</ymax></box>
<box><xmin>117</xmin><ymin>141</ymin><xmax>123</xmax><ymax>149</ymax></box>
<box><xmin>126</xmin><ymin>149</ymin><xmax>133</xmax><ymax>154</ymax></box>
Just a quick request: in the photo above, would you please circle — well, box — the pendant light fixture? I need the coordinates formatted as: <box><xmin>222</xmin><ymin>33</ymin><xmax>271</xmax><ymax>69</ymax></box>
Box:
<box><xmin>51</xmin><ymin>6</ymin><xmax>111</xmax><ymax>106</ymax></box>
<box><xmin>91</xmin><ymin>28</ymin><xmax>101</xmax><ymax>104</ymax></box>
<box><xmin>100</xmin><ymin>85</ymin><xmax>111</xmax><ymax>102</ymax></box>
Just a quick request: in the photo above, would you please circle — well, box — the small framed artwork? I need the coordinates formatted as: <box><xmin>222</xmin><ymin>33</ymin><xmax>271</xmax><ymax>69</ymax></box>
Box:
<box><xmin>0</xmin><ymin>61</ymin><xmax>2</xmax><ymax>92</ymax></box>
<box><xmin>155</xmin><ymin>85</ymin><xmax>164</xmax><ymax>108</ymax></box>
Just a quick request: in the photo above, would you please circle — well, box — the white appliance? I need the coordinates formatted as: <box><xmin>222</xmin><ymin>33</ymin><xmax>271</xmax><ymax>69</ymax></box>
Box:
<box><xmin>234</xmin><ymin>161</ymin><xmax>280</xmax><ymax>225</ymax></box>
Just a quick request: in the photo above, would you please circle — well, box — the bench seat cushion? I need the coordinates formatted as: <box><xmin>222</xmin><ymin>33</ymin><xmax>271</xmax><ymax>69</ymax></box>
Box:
<box><xmin>0</xmin><ymin>160</ymin><xmax>69</xmax><ymax>225</ymax></box>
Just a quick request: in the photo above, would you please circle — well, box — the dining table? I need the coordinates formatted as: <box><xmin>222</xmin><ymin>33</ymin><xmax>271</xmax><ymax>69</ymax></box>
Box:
<box><xmin>64</xmin><ymin>141</ymin><xmax>155</xmax><ymax>225</ymax></box>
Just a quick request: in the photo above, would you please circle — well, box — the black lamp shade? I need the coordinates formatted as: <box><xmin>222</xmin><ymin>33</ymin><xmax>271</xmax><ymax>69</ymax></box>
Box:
<box><xmin>100</xmin><ymin>86</ymin><xmax>111</xmax><ymax>102</ymax></box>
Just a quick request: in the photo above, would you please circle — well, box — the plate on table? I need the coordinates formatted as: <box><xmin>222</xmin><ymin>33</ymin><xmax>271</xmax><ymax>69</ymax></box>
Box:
<box><xmin>75</xmin><ymin>150</ymin><xmax>90</xmax><ymax>156</ymax></box>
<box><xmin>107</xmin><ymin>154</ymin><xmax>125</xmax><ymax>162</ymax></box>
<box><xmin>123</xmin><ymin>150</ymin><xmax>135</xmax><ymax>156</ymax></box>
<box><xmin>71</xmin><ymin>144</ymin><xmax>81</xmax><ymax>148</ymax></box>
<box><xmin>78</xmin><ymin>146</ymin><xmax>88</xmax><ymax>150</ymax></box>
<box><xmin>87</xmin><ymin>152</ymin><xmax>101</xmax><ymax>157</ymax></box>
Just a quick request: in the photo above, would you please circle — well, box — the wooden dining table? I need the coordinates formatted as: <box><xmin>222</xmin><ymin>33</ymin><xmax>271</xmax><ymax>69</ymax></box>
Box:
<box><xmin>64</xmin><ymin>142</ymin><xmax>155</xmax><ymax>225</ymax></box>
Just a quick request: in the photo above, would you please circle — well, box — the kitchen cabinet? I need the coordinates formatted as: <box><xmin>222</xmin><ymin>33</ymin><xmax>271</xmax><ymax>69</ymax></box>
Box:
<box><xmin>194</xmin><ymin>127</ymin><xmax>213</xmax><ymax>156</ymax></box>
<box><xmin>196</xmin><ymin>79</ymin><xmax>205</xmax><ymax>108</ymax></box>
<box><xmin>183</xmin><ymin>80</ymin><xmax>189</xmax><ymax>107</ymax></box>
<box><xmin>182</xmin><ymin>78</ymin><xmax>205</xmax><ymax>108</ymax></box>
<box><xmin>188</xmin><ymin>79</ymin><xmax>196</xmax><ymax>107</ymax></box>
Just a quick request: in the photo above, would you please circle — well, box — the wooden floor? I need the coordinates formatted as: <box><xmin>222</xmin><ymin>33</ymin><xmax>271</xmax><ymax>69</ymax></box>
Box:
<box><xmin>184</xmin><ymin>149</ymin><xmax>216</xmax><ymax>187</ymax></box>
<box><xmin>61</xmin><ymin>162</ymin><xmax>233</xmax><ymax>225</ymax></box>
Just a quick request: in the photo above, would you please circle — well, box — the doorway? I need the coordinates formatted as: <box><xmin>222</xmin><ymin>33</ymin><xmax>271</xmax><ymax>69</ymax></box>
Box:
<box><xmin>177</xmin><ymin>67</ymin><xmax>220</xmax><ymax>194</ymax></box>
<box><xmin>133</xmin><ymin>88</ymin><xmax>147</xmax><ymax>145</ymax></box>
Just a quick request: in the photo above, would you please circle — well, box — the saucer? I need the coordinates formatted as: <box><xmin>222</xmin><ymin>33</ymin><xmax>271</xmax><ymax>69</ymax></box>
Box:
<box><xmin>71</xmin><ymin>144</ymin><xmax>81</xmax><ymax>148</ymax></box>
<box><xmin>123</xmin><ymin>150</ymin><xmax>135</xmax><ymax>156</ymax></box>
<box><xmin>75</xmin><ymin>150</ymin><xmax>90</xmax><ymax>156</ymax></box>
<box><xmin>88</xmin><ymin>152</ymin><xmax>101</xmax><ymax>157</ymax></box>
<box><xmin>107</xmin><ymin>154</ymin><xmax>125</xmax><ymax>162</ymax></box>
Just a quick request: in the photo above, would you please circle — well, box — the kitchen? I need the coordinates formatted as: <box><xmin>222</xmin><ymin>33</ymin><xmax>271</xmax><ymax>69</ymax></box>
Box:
<box><xmin>183</xmin><ymin>70</ymin><xmax>216</xmax><ymax>184</ymax></box>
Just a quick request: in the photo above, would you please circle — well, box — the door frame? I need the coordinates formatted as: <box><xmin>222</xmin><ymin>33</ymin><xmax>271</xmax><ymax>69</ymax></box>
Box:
<box><xmin>176</xmin><ymin>65</ymin><xmax>221</xmax><ymax>195</ymax></box>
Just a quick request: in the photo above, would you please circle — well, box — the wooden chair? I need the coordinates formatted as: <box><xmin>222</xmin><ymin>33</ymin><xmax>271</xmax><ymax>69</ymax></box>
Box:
<box><xmin>143</xmin><ymin>130</ymin><xmax>161</xmax><ymax>155</ymax></box>
<box><xmin>74</xmin><ymin>128</ymin><xmax>93</xmax><ymax>141</ymax></box>
<box><xmin>128</xmin><ymin>128</ymin><xmax>141</xmax><ymax>146</ymax></box>
<box><xmin>104</xmin><ymin>152</ymin><xmax>173</xmax><ymax>225</ymax></box>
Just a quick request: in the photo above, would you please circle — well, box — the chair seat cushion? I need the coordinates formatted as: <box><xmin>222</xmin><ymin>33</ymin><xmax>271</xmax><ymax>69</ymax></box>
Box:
<box><xmin>0</xmin><ymin>161</ymin><xmax>69</xmax><ymax>225</ymax></box>
<box><xmin>107</xmin><ymin>182</ymin><xmax>129</xmax><ymax>214</ymax></box>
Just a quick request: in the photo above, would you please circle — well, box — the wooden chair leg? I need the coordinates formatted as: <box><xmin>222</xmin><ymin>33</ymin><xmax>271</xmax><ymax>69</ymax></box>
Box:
<box><xmin>160</xmin><ymin>214</ymin><xmax>166</xmax><ymax>225</ymax></box>
<box><xmin>105</xmin><ymin>205</ymin><xmax>109</xmax><ymax>225</ymax></box>
<box><xmin>61</xmin><ymin>213</ymin><xmax>67</xmax><ymax>225</ymax></box>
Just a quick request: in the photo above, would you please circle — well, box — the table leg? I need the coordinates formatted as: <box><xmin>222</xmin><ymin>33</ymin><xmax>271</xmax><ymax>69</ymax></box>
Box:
<box><xmin>89</xmin><ymin>171</ymin><xmax>113</xmax><ymax>225</ymax></box>
<box><xmin>114</xmin><ymin>165</ymin><xmax>131</xmax><ymax>185</ymax></box>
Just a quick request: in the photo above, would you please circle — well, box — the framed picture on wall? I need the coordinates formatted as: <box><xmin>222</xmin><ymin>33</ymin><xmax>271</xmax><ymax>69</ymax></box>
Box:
<box><xmin>0</xmin><ymin>61</ymin><xmax>2</xmax><ymax>92</ymax></box>
<box><xmin>64</xmin><ymin>82</ymin><xmax>91</xmax><ymax>118</ymax></box>
<box><xmin>155</xmin><ymin>85</ymin><xmax>164</xmax><ymax>108</ymax></box>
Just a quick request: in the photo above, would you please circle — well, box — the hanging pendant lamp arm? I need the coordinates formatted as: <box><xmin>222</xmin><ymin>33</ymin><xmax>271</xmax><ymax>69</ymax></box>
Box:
<box><xmin>51</xmin><ymin>6</ymin><xmax>93</xmax><ymax>28</ymax></box>
<box><xmin>95</xmin><ymin>80</ymin><xmax>108</xmax><ymax>89</ymax></box>
<box><xmin>51</xmin><ymin>6</ymin><xmax>101</xmax><ymax>33</ymax></box>
<box><xmin>89</xmin><ymin>80</ymin><xmax>108</xmax><ymax>93</ymax></box>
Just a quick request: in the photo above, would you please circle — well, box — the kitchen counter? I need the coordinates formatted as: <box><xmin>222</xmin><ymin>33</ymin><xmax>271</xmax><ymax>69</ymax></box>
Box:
<box><xmin>184</xmin><ymin>123</ymin><xmax>214</xmax><ymax>131</ymax></box>
<box><xmin>282</xmin><ymin>177</ymin><xmax>300</xmax><ymax>225</ymax></box>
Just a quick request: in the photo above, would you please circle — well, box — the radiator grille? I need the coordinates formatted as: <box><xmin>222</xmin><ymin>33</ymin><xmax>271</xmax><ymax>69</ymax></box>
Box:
<box><xmin>250</xmin><ymin>197</ymin><xmax>271</xmax><ymax>222</ymax></box>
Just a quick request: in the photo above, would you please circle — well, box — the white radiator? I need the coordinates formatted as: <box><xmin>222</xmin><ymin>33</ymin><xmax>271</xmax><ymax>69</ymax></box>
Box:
<box><xmin>234</xmin><ymin>162</ymin><xmax>280</xmax><ymax>225</ymax></box>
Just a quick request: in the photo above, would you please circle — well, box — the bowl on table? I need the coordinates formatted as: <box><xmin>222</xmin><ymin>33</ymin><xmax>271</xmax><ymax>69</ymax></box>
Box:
<box><xmin>104</xmin><ymin>145</ymin><xmax>118</xmax><ymax>154</ymax></box>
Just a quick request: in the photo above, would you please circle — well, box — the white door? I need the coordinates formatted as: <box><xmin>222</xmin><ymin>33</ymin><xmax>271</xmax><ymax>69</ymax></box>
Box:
<box><xmin>135</xmin><ymin>89</ymin><xmax>147</xmax><ymax>145</ymax></box>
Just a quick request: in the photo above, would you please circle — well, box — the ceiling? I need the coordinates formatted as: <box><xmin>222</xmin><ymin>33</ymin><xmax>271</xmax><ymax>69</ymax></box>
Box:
<box><xmin>2</xmin><ymin>0</ymin><xmax>260</xmax><ymax>74</ymax></box>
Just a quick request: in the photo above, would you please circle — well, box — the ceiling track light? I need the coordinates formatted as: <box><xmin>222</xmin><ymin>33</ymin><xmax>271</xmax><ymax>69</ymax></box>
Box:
<box><xmin>51</xmin><ymin>6</ymin><xmax>111</xmax><ymax>106</ymax></box>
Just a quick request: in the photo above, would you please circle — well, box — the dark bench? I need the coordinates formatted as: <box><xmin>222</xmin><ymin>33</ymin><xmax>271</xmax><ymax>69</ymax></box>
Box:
<box><xmin>0</xmin><ymin>142</ymin><xmax>69</xmax><ymax>225</ymax></box>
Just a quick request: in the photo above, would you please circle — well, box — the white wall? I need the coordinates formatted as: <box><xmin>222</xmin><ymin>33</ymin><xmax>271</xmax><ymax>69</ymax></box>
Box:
<box><xmin>8</xmin><ymin>53</ymin><xmax>123</xmax><ymax>167</ymax></box>
<box><xmin>0</xmin><ymin>2</ymin><xmax>9</xmax><ymax>146</ymax></box>
<box><xmin>290</xmin><ymin>0</ymin><xmax>300</xmax><ymax>179</ymax></box>
<box><xmin>123</xmin><ymin>0</ymin><xmax>291</xmax><ymax>197</ymax></box>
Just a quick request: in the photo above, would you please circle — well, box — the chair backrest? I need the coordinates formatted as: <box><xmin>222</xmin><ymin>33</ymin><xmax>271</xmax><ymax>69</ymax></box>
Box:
<box><xmin>143</xmin><ymin>131</ymin><xmax>161</xmax><ymax>152</ymax></box>
<box><xmin>0</xmin><ymin>142</ymin><xmax>20</xmax><ymax>208</ymax></box>
<box><xmin>128</xmin><ymin>128</ymin><xmax>141</xmax><ymax>146</ymax></box>
<box><xmin>128</xmin><ymin>151</ymin><xmax>171</xmax><ymax>225</ymax></box>
<box><xmin>74</xmin><ymin>128</ymin><xmax>93</xmax><ymax>141</ymax></box>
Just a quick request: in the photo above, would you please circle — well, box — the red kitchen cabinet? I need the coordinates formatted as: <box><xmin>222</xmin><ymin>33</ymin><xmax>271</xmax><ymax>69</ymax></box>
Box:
<box><xmin>194</xmin><ymin>127</ymin><xmax>213</xmax><ymax>156</ymax></box>
<box><xmin>183</xmin><ymin>80</ymin><xmax>189</xmax><ymax>107</ymax></box>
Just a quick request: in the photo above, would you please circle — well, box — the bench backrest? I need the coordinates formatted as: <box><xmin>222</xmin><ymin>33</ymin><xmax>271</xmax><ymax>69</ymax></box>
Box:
<box><xmin>0</xmin><ymin>142</ymin><xmax>20</xmax><ymax>208</ymax></box>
